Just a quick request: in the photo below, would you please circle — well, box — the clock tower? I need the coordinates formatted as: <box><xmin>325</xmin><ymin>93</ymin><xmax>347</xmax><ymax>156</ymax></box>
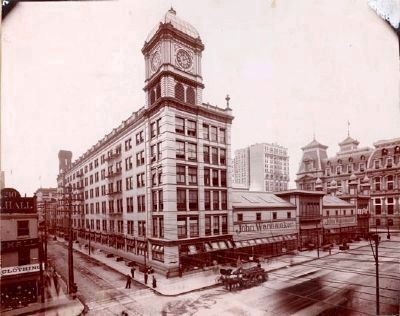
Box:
<box><xmin>142</xmin><ymin>8</ymin><xmax>205</xmax><ymax>107</ymax></box>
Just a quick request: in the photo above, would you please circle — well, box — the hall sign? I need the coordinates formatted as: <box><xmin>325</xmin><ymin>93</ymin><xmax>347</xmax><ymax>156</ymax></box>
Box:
<box><xmin>1</xmin><ymin>263</ymin><xmax>43</xmax><ymax>278</ymax></box>
<box><xmin>323</xmin><ymin>216</ymin><xmax>356</xmax><ymax>227</ymax></box>
<box><xmin>1</xmin><ymin>188</ymin><xmax>35</xmax><ymax>213</ymax></box>
<box><xmin>237</xmin><ymin>221</ymin><xmax>296</xmax><ymax>233</ymax></box>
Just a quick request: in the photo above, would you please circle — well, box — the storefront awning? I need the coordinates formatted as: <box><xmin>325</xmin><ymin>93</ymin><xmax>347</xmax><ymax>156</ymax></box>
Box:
<box><xmin>218</xmin><ymin>241</ymin><xmax>228</xmax><ymax>249</ymax></box>
<box><xmin>255</xmin><ymin>239</ymin><xmax>263</xmax><ymax>245</ymax></box>
<box><xmin>211</xmin><ymin>242</ymin><xmax>220</xmax><ymax>250</ymax></box>
<box><xmin>226</xmin><ymin>240</ymin><xmax>234</xmax><ymax>249</ymax></box>
<box><xmin>204</xmin><ymin>242</ymin><xmax>212</xmax><ymax>252</ymax></box>
<box><xmin>234</xmin><ymin>241</ymin><xmax>243</xmax><ymax>248</ymax></box>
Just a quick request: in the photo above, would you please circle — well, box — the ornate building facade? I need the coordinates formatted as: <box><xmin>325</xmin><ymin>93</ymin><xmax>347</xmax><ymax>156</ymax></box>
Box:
<box><xmin>56</xmin><ymin>9</ymin><xmax>233</xmax><ymax>274</ymax></box>
<box><xmin>296</xmin><ymin>135</ymin><xmax>400</xmax><ymax>231</ymax></box>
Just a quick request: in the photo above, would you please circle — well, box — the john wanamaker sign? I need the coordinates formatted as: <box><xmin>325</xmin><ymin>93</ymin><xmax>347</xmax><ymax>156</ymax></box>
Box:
<box><xmin>236</xmin><ymin>220</ymin><xmax>296</xmax><ymax>233</ymax></box>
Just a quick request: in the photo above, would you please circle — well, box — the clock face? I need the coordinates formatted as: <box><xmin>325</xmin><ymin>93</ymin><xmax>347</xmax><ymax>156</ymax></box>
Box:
<box><xmin>176</xmin><ymin>49</ymin><xmax>192</xmax><ymax>69</ymax></box>
<box><xmin>151</xmin><ymin>51</ymin><xmax>161</xmax><ymax>72</ymax></box>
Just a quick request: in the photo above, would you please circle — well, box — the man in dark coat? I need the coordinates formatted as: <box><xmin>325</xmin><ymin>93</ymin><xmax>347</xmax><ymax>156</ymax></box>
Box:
<box><xmin>152</xmin><ymin>275</ymin><xmax>157</xmax><ymax>288</ymax></box>
<box><xmin>131</xmin><ymin>267</ymin><xmax>135</xmax><ymax>279</ymax></box>
<box><xmin>125</xmin><ymin>274</ymin><xmax>132</xmax><ymax>289</ymax></box>
<box><xmin>144</xmin><ymin>272</ymin><xmax>148</xmax><ymax>285</ymax></box>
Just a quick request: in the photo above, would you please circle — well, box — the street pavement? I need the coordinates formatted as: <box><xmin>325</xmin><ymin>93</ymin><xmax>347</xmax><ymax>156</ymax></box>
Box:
<box><xmin>48</xmin><ymin>237</ymin><xmax>400</xmax><ymax>315</ymax></box>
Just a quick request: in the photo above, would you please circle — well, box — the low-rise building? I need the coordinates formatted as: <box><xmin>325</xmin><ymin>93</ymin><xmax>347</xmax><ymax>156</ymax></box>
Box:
<box><xmin>0</xmin><ymin>188</ymin><xmax>41</xmax><ymax>311</ymax></box>
<box><xmin>322</xmin><ymin>195</ymin><xmax>357</xmax><ymax>244</ymax></box>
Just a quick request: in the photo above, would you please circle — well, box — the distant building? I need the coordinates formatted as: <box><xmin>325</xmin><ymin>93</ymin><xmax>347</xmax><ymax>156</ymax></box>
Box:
<box><xmin>34</xmin><ymin>188</ymin><xmax>57</xmax><ymax>234</ymax></box>
<box><xmin>233</xmin><ymin>143</ymin><xmax>289</xmax><ymax>192</ymax></box>
<box><xmin>296</xmin><ymin>135</ymin><xmax>400</xmax><ymax>231</ymax></box>
<box><xmin>0</xmin><ymin>188</ymin><xmax>41</xmax><ymax>311</ymax></box>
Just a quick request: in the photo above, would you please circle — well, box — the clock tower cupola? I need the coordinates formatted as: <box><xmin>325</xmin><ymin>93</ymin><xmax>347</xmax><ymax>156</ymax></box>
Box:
<box><xmin>142</xmin><ymin>8</ymin><xmax>205</xmax><ymax>107</ymax></box>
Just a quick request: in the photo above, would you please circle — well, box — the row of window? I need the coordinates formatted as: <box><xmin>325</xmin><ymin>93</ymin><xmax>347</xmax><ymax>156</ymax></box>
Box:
<box><xmin>175</xmin><ymin>117</ymin><xmax>226</xmax><ymax>144</ymax></box>
<box><xmin>177</xmin><ymin>189</ymin><xmax>228</xmax><ymax>211</ymax></box>
<box><xmin>83</xmin><ymin>195</ymin><xmax>147</xmax><ymax>214</ymax></box>
<box><xmin>236</xmin><ymin>212</ymin><xmax>292</xmax><ymax>222</ymax></box>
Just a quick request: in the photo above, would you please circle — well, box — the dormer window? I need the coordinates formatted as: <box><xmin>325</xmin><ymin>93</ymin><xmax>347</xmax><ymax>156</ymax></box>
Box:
<box><xmin>349</xmin><ymin>157</ymin><xmax>353</xmax><ymax>163</ymax></box>
<box><xmin>395</xmin><ymin>146</ymin><xmax>400</xmax><ymax>154</ymax></box>
<box><xmin>374</xmin><ymin>160</ymin><xmax>380</xmax><ymax>169</ymax></box>
<box><xmin>360</xmin><ymin>155</ymin><xmax>365</xmax><ymax>161</ymax></box>
<box><xmin>359</xmin><ymin>163</ymin><xmax>365</xmax><ymax>172</ymax></box>
<box><xmin>381</xmin><ymin>148</ymin><xmax>388</xmax><ymax>156</ymax></box>
<box><xmin>336</xmin><ymin>165</ymin><xmax>342</xmax><ymax>175</ymax></box>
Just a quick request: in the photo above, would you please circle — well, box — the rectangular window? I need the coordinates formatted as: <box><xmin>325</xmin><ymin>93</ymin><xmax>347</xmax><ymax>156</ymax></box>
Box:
<box><xmin>220</xmin><ymin>170</ymin><xmax>227</xmax><ymax>187</ymax></box>
<box><xmin>187</xmin><ymin>143</ymin><xmax>197</xmax><ymax>161</ymax></box>
<box><xmin>137</xmin><ymin>195</ymin><xmax>145</xmax><ymax>212</ymax></box>
<box><xmin>136</xmin><ymin>173</ymin><xmax>145</xmax><ymax>187</ymax></box>
<box><xmin>359</xmin><ymin>163</ymin><xmax>365</xmax><ymax>172</ymax></box>
<box><xmin>177</xmin><ymin>189</ymin><xmax>186</xmax><ymax>211</ymax></box>
<box><xmin>189</xmin><ymin>217</ymin><xmax>199</xmax><ymax>237</ymax></box>
<box><xmin>212</xmin><ymin>170</ymin><xmax>219</xmax><ymax>186</ymax></box>
<box><xmin>375</xmin><ymin>198</ymin><xmax>381</xmax><ymax>215</ymax></box>
<box><xmin>213</xmin><ymin>216</ymin><xmax>220</xmax><ymax>234</ymax></box>
<box><xmin>152</xmin><ymin>217</ymin><xmax>158</xmax><ymax>237</ymax></box>
<box><xmin>204</xmin><ymin>145</ymin><xmax>210</xmax><ymax>163</ymax></box>
<box><xmin>219</xmin><ymin>128</ymin><xmax>226</xmax><ymax>143</ymax></box>
<box><xmin>125</xmin><ymin>138</ymin><xmax>132</xmax><ymax>151</ymax></box>
<box><xmin>151</xmin><ymin>122</ymin><xmax>157</xmax><ymax>138</ymax></box>
<box><xmin>126</xmin><ymin>176</ymin><xmax>133</xmax><ymax>190</ymax></box>
<box><xmin>188</xmin><ymin>167</ymin><xmax>197</xmax><ymax>185</ymax></box>
<box><xmin>176</xmin><ymin>165</ymin><xmax>186</xmax><ymax>184</ymax></box>
<box><xmin>237</xmin><ymin>213</ymin><xmax>243</xmax><ymax>222</ymax></box>
<box><xmin>220</xmin><ymin>149</ymin><xmax>226</xmax><ymax>165</ymax></box>
<box><xmin>204</xmin><ymin>168</ymin><xmax>210</xmax><ymax>186</ymax></box>
<box><xmin>176</xmin><ymin>141</ymin><xmax>185</xmax><ymax>159</ymax></box>
<box><xmin>136</xmin><ymin>130</ymin><xmax>144</xmax><ymax>145</ymax></box>
<box><xmin>205</xmin><ymin>190</ymin><xmax>211</xmax><ymax>210</ymax></box>
<box><xmin>203</xmin><ymin>124</ymin><xmax>209</xmax><ymax>140</ymax></box>
<box><xmin>127</xmin><ymin>197</ymin><xmax>134</xmax><ymax>212</ymax></box>
<box><xmin>177</xmin><ymin>216</ymin><xmax>187</xmax><ymax>239</ymax></box>
<box><xmin>159</xmin><ymin>190</ymin><xmax>163</xmax><ymax>211</ymax></box>
<box><xmin>221</xmin><ymin>191</ymin><xmax>227</xmax><ymax>209</ymax></box>
<box><xmin>387</xmin><ymin>197</ymin><xmax>394</xmax><ymax>214</ymax></box>
<box><xmin>175</xmin><ymin>117</ymin><xmax>185</xmax><ymax>134</ymax></box>
<box><xmin>189</xmin><ymin>190</ymin><xmax>198</xmax><ymax>211</ymax></box>
<box><xmin>17</xmin><ymin>221</ymin><xmax>29</xmax><ymax>236</ymax></box>
<box><xmin>187</xmin><ymin>120</ymin><xmax>196</xmax><ymax>136</ymax></box>
<box><xmin>374</xmin><ymin>177</ymin><xmax>381</xmax><ymax>191</ymax></box>
<box><xmin>159</xmin><ymin>217</ymin><xmax>164</xmax><ymax>237</ymax></box>
<box><xmin>127</xmin><ymin>220</ymin><xmax>134</xmax><ymax>235</ymax></box>
<box><xmin>125</xmin><ymin>156</ymin><xmax>133</xmax><ymax>170</ymax></box>
<box><xmin>287</xmin><ymin>212</ymin><xmax>291</xmax><ymax>219</ymax></box>
<box><xmin>256</xmin><ymin>213</ymin><xmax>261</xmax><ymax>221</ymax></box>
<box><xmin>136</xmin><ymin>151</ymin><xmax>145</xmax><ymax>166</ymax></box>
<box><xmin>138</xmin><ymin>221</ymin><xmax>146</xmax><ymax>236</ymax></box>
<box><xmin>205</xmin><ymin>216</ymin><xmax>211</xmax><ymax>236</ymax></box>
<box><xmin>213</xmin><ymin>191</ymin><xmax>219</xmax><ymax>210</ymax></box>
<box><xmin>102</xmin><ymin>219</ymin><xmax>107</xmax><ymax>231</ymax></box>
<box><xmin>211</xmin><ymin>147</ymin><xmax>218</xmax><ymax>164</ymax></box>
<box><xmin>222</xmin><ymin>215</ymin><xmax>228</xmax><ymax>234</ymax></box>
<box><xmin>210</xmin><ymin>126</ymin><xmax>218</xmax><ymax>142</ymax></box>
<box><xmin>152</xmin><ymin>191</ymin><xmax>158</xmax><ymax>211</ymax></box>
<box><xmin>151</xmin><ymin>145</ymin><xmax>156</xmax><ymax>163</ymax></box>
<box><xmin>157</xmin><ymin>142</ymin><xmax>162</xmax><ymax>161</ymax></box>
<box><xmin>272</xmin><ymin>212</ymin><xmax>277</xmax><ymax>220</ymax></box>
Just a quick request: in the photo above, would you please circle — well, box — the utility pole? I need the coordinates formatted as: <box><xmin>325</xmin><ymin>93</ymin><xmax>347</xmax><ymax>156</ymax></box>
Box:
<box><xmin>44</xmin><ymin>201</ymin><xmax>48</xmax><ymax>269</ymax></box>
<box><xmin>67</xmin><ymin>184</ymin><xmax>75</xmax><ymax>294</ymax></box>
<box><xmin>370</xmin><ymin>233</ymin><xmax>380</xmax><ymax>315</ymax></box>
<box><xmin>88</xmin><ymin>225</ymin><xmax>91</xmax><ymax>256</ymax></box>
<box><xmin>316</xmin><ymin>223</ymin><xmax>320</xmax><ymax>258</ymax></box>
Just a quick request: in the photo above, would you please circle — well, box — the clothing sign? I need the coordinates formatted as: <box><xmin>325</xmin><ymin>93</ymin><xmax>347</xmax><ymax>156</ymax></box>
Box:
<box><xmin>1</xmin><ymin>263</ymin><xmax>43</xmax><ymax>278</ymax></box>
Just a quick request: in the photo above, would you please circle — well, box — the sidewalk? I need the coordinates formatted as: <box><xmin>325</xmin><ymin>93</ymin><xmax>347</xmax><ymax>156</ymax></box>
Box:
<box><xmin>56</xmin><ymin>237</ymin><xmax>373</xmax><ymax>297</ymax></box>
<box><xmin>2</xmin><ymin>269</ymin><xmax>85</xmax><ymax>316</ymax></box>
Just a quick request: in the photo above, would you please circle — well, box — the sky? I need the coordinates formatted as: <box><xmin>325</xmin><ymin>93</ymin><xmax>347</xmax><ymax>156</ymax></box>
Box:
<box><xmin>1</xmin><ymin>0</ymin><xmax>399</xmax><ymax>196</ymax></box>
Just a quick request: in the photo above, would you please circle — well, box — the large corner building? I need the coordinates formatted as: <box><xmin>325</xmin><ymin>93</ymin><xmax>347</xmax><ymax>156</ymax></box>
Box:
<box><xmin>56</xmin><ymin>9</ymin><xmax>233</xmax><ymax>274</ymax></box>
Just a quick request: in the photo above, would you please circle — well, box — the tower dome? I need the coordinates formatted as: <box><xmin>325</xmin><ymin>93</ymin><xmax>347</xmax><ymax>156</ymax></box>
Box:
<box><xmin>330</xmin><ymin>179</ymin><xmax>337</xmax><ymax>187</ymax></box>
<box><xmin>146</xmin><ymin>8</ymin><xmax>200</xmax><ymax>43</ymax></box>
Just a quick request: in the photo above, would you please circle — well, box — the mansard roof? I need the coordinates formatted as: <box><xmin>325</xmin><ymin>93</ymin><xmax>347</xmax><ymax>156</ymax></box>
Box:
<box><xmin>301</xmin><ymin>139</ymin><xmax>328</xmax><ymax>150</ymax></box>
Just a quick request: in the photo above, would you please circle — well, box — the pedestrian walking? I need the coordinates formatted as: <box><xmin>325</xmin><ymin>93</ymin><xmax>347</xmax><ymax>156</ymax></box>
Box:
<box><xmin>130</xmin><ymin>267</ymin><xmax>135</xmax><ymax>279</ymax></box>
<box><xmin>144</xmin><ymin>272</ymin><xmax>148</xmax><ymax>285</ymax></box>
<box><xmin>125</xmin><ymin>274</ymin><xmax>132</xmax><ymax>289</ymax></box>
<box><xmin>53</xmin><ymin>272</ymin><xmax>60</xmax><ymax>296</ymax></box>
<box><xmin>152</xmin><ymin>275</ymin><xmax>157</xmax><ymax>289</ymax></box>
<box><xmin>178</xmin><ymin>264</ymin><xmax>183</xmax><ymax>278</ymax></box>
<box><xmin>329</xmin><ymin>247</ymin><xmax>332</xmax><ymax>255</ymax></box>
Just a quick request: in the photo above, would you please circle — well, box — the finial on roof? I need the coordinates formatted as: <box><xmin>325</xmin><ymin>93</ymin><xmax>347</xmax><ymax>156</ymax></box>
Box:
<box><xmin>313</xmin><ymin>131</ymin><xmax>316</xmax><ymax>141</ymax></box>
<box><xmin>347</xmin><ymin>120</ymin><xmax>350</xmax><ymax>137</ymax></box>
<box><xmin>225</xmin><ymin>94</ymin><xmax>231</xmax><ymax>110</ymax></box>
<box><xmin>169</xmin><ymin>7</ymin><xmax>176</xmax><ymax>15</ymax></box>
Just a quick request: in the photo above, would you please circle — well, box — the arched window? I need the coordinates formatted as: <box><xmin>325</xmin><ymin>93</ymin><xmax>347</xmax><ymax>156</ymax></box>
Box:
<box><xmin>175</xmin><ymin>83</ymin><xmax>185</xmax><ymax>102</ymax></box>
<box><xmin>156</xmin><ymin>84</ymin><xmax>161</xmax><ymax>100</ymax></box>
<box><xmin>186</xmin><ymin>87</ymin><xmax>195</xmax><ymax>104</ymax></box>
<box><xmin>394</xmin><ymin>146</ymin><xmax>400</xmax><ymax>154</ymax></box>
<box><xmin>382</xmin><ymin>148</ymin><xmax>388</xmax><ymax>155</ymax></box>
<box><xmin>150</xmin><ymin>90</ymin><xmax>156</xmax><ymax>105</ymax></box>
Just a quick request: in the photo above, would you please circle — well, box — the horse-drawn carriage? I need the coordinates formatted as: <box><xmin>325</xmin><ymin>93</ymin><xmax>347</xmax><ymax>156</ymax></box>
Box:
<box><xmin>217</xmin><ymin>265</ymin><xmax>267</xmax><ymax>291</ymax></box>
